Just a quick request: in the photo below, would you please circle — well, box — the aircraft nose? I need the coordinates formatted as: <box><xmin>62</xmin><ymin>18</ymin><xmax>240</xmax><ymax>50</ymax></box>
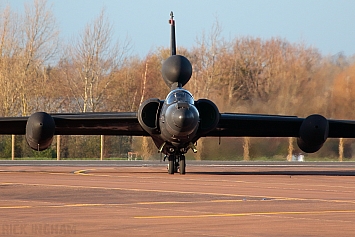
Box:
<box><xmin>173</xmin><ymin>107</ymin><xmax>195</xmax><ymax>129</ymax></box>
<box><xmin>165</xmin><ymin>103</ymin><xmax>199</xmax><ymax>136</ymax></box>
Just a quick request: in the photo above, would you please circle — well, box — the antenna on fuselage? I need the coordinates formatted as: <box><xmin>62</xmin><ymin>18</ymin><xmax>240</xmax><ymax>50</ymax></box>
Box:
<box><xmin>169</xmin><ymin>11</ymin><xmax>176</xmax><ymax>56</ymax></box>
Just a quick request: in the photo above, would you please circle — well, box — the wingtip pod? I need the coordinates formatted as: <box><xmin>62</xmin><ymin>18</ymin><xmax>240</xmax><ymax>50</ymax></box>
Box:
<box><xmin>297</xmin><ymin>114</ymin><xmax>329</xmax><ymax>153</ymax></box>
<box><xmin>25</xmin><ymin>112</ymin><xmax>55</xmax><ymax>151</ymax></box>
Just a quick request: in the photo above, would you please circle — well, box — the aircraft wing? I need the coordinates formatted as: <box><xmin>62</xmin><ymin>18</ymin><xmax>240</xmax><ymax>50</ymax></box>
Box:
<box><xmin>205</xmin><ymin>113</ymin><xmax>355</xmax><ymax>138</ymax></box>
<box><xmin>0</xmin><ymin>112</ymin><xmax>147</xmax><ymax>136</ymax></box>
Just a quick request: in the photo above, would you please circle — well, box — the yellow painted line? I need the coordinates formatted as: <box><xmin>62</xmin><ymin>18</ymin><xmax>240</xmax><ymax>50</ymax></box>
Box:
<box><xmin>137</xmin><ymin>199</ymin><xmax>261</xmax><ymax>205</ymax></box>
<box><xmin>210</xmin><ymin>199</ymin><xmax>247</xmax><ymax>203</ymax></box>
<box><xmin>73</xmin><ymin>169</ymin><xmax>96</xmax><ymax>175</ymax></box>
<box><xmin>72</xmin><ymin>169</ymin><xmax>133</xmax><ymax>178</ymax></box>
<box><xmin>0</xmin><ymin>206</ymin><xmax>33</xmax><ymax>209</ymax></box>
<box><xmin>135</xmin><ymin>210</ymin><xmax>355</xmax><ymax>219</ymax></box>
<box><xmin>3</xmin><ymin>181</ymin><xmax>355</xmax><ymax>206</ymax></box>
<box><xmin>0</xmin><ymin>203</ymin><xmax>124</xmax><ymax>209</ymax></box>
<box><xmin>137</xmin><ymin>201</ymin><xmax>186</xmax><ymax>205</ymax></box>
<box><xmin>0</xmin><ymin>181</ymin><xmax>297</xmax><ymax>202</ymax></box>
<box><xmin>0</xmin><ymin>200</ymin><xmax>246</xmax><ymax>209</ymax></box>
<box><xmin>79</xmin><ymin>172</ymin><xmax>355</xmax><ymax>193</ymax></box>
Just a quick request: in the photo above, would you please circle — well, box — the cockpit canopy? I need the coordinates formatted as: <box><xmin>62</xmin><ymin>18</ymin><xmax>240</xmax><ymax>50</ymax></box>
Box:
<box><xmin>166</xmin><ymin>89</ymin><xmax>194</xmax><ymax>105</ymax></box>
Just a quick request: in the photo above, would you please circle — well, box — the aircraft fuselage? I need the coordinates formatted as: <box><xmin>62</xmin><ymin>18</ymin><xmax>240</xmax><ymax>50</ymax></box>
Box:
<box><xmin>159</xmin><ymin>88</ymin><xmax>199</xmax><ymax>149</ymax></box>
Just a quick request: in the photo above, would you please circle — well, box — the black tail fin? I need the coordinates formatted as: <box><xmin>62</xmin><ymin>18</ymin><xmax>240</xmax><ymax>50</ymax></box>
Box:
<box><xmin>169</xmin><ymin>11</ymin><xmax>176</xmax><ymax>56</ymax></box>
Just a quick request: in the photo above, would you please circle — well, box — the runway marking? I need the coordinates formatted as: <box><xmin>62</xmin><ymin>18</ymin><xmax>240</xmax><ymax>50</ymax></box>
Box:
<box><xmin>4</xmin><ymin>167</ymin><xmax>355</xmax><ymax>194</ymax></box>
<box><xmin>9</xmin><ymin>167</ymin><xmax>355</xmax><ymax>197</ymax></box>
<box><xmin>136</xmin><ymin>199</ymin><xmax>249</xmax><ymax>205</ymax></box>
<box><xmin>2</xmin><ymin>181</ymin><xmax>355</xmax><ymax>205</ymax></box>
<box><xmin>0</xmin><ymin>204</ymin><xmax>116</xmax><ymax>209</ymax></box>
<box><xmin>66</xmin><ymin>171</ymin><xmax>355</xmax><ymax>198</ymax></box>
<box><xmin>134</xmin><ymin>210</ymin><xmax>355</xmax><ymax>219</ymax></box>
<box><xmin>73</xmin><ymin>169</ymin><xmax>93</xmax><ymax>175</ymax></box>
<box><xmin>0</xmin><ymin>181</ymin><xmax>308</xmax><ymax>202</ymax></box>
<box><xmin>0</xmin><ymin>205</ymin><xmax>33</xmax><ymax>209</ymax></box>
<box><xmin>69</xmin><ymin>170</ymin><xmax>355</xmax><ymax>193</ymax></box>
<box><xmin>8</xmin><ymin>169</ymin><xmax>355</xmax><ymax>197</ymax></box>
<box><xmin>0</xmin><ymin>199</ymin><xmax>271</xmax><ymax>209</ymax></box>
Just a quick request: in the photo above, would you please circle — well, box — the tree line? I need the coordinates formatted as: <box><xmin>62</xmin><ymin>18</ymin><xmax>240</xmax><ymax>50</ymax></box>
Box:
<box><xmin>1</xmin><ymin>0</ymin><xmax>355</xmax><ymax>160</ymax></box>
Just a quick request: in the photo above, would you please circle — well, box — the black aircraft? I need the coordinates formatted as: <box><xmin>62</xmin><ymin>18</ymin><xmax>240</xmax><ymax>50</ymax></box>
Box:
<box><xmin>1</xmin><ymin>12</ymin><xmax>355</xmax><ymax>174</ymax></box>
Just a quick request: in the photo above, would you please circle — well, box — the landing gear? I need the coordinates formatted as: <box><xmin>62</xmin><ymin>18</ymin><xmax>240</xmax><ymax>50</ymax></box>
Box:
<box><xmin>168</xmin><ymin>155</ymin><xmax>175</xmax><ymax>174</ymax></box>
<box><xmin>167</xmin><ymin>154</ymin><xmax>186</xmax><ymax>175</ymax></box>
<box><xmin>179</xmin><ymin>155</ymin><xmax>186</xmax><ymax>174</ymax></box>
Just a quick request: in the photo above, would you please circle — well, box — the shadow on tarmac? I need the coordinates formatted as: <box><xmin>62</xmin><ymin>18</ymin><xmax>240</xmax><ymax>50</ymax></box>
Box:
<box><xmin>188</xmin><ymin>170</ymin><xmax>355</xmax><ymax>176</ymax></box>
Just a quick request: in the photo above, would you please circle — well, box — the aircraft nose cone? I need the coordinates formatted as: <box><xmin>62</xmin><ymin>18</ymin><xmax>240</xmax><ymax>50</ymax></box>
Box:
<box><xmin>173</xmin><ymin>107</ymin><xmax>195</xmax><ymax>129</ymax></box>
<box><xmin>164</xmin><ymin>104</ymin><xmax>199</xmax><ymax>137</ymax></box>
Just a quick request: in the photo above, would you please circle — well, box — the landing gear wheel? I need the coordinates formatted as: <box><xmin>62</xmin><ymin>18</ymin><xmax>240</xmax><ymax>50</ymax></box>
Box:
<box><xmin>167</xmin><ymin>154</ymin><xmax>186</xmax><ymax>174</ymax></box>
<box><xmin>179</xmin><ymin>157</ymin><xmax>186</xmax><ymax>175</ymax></box>
<box><xmin>174</xmin><ymin>160</ymin><xmax>179</xmax><ymax>173</ymax></box>
<box><xmin>168</xmin><ymin>157</ymin><xmax>174</xmax><ymax>174</ymax></box>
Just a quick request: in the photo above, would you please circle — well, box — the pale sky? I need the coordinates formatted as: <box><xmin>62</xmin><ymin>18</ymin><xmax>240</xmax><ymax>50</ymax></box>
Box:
<box><xmin>3</xmin><ymin>0</ymin><xmax>355</xmax><ymax>57</ymax></box>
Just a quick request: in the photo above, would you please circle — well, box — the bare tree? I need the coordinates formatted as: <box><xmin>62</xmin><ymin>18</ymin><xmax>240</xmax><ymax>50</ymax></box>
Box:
<box><xmin>0</xmin><ymin>0</ymin><xmax>58</xmax><ymax>116</ymax></box>
<box><xmin>189</xmin><ymin>19</ymin><xmax>224</xmax><ymax>100</ymax></box>
<box><xmin>188</xmin><ymin>19</ymin><xmax>224</xmax><ymax>160</ymax></box>
<box><xmin>20</xmin><ymin>0</ymin><xmax>59</xmax><ymax>115</ymax></box>
<box><xmin>61</xmin><ymin>9</ymin><xmax>130</xmax><ymax>112</ymax></box>
<box><xmin>0</xmin><ymin>6</ymin><xmax>21</xmax><ymax>116</ymax></box>
<box><xmin>330</xmin><ymin>62</ymin><xmax>355</xmax><ymax>160</ymax></box>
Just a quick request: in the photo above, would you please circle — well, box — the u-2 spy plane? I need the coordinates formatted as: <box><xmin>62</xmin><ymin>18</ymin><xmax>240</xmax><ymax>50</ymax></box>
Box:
<box><xmin>1</xmin><ymin>12</ymin><xmax>355</xmax><ymax>174</ymax></box>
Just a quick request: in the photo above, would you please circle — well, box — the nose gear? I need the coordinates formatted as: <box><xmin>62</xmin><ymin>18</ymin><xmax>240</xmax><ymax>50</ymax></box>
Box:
<box><xmin>167</xmin><ymin>154</ymin><xmax>186</xmax><ymax>175</ymax></box>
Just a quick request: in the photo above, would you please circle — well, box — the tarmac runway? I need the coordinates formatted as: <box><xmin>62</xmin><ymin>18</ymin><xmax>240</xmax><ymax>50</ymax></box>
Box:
<box><xmin>1</xmin><ymin>160</ymin><xmax>355</xmax><ymax>236</ymax></box>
